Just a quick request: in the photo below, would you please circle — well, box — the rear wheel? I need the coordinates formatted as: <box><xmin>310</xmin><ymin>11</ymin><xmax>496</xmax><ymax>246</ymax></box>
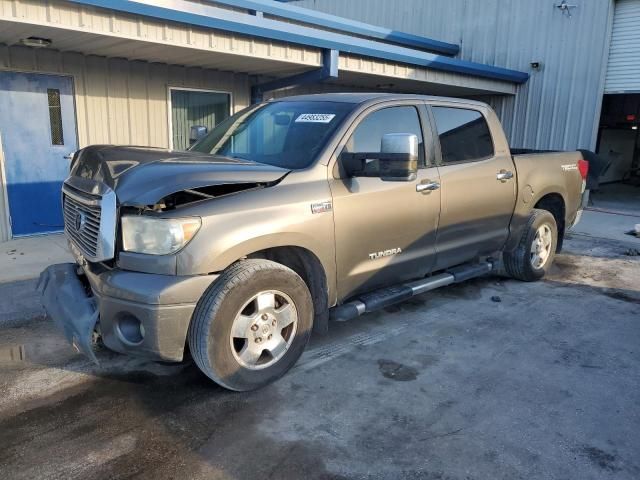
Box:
<box><xmin>504</xmin><ymin>208</ymin><xmax>558</xmax><ymax>282</ymax></box>
<box><xmin>188</xmin><ymin>259</ymin><xmax>313</xmax><ymax>391</ymax></box>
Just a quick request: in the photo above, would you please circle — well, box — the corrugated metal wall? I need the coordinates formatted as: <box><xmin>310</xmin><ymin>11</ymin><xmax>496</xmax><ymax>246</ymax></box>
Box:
<box><xmin>293</xmin><ymin>0</ymin><xmax>615</xmax><ymax>151</ymax></box>
<box><xmin>0</xmin><ymin>45</ymin><xmax>250</xmax><ymax>148</ymax></box>
<box><xmin>605</xmin><ymin>0</ymin><xmax>640</xmax><ymax>93</ymax></box>
<box><xmin>0</xmin><ymin>44</ymin><xmax>251</xmax><ymax>240</ymax></box>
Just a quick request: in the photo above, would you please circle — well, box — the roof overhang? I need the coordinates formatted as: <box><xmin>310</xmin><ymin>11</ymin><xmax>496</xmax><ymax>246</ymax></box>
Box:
<box><xmin>206</xmin><ymin>0</ymin><xmax>461</xmax><ymax>55</ymax></box>
<box><xmin>68</xmin><ymin>0</ymin><xmax>529</xmax><ymax>84</ymax></box>
<box><xmin>0</xmin><ymin>0</ymin><xmax>525</xmax><ymax>96</ymax></box>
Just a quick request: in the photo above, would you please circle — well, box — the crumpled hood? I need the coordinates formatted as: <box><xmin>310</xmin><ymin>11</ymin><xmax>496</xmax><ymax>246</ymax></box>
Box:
<box><xmin>69</xmin><ymin>145</ymin><xmax>290</xmax><ymax>205</ymax></box>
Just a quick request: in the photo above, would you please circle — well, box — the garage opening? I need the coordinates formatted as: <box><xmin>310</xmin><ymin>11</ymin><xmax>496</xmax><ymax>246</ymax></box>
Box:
<box><xmin>588</xmin><ymin>0</ymin><xmax>640</xmax><ymax>225</ymax></box>
<box><xmin>592</xmin><ymin>95</ymin><xmax>640</xmax><ymax>221</ymax></box>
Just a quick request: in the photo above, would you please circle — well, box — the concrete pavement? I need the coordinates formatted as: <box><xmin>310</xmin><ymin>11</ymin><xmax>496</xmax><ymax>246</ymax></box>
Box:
<box><xmin>0</xmin><ymin>234</ymin><xmax>638</xmax><ymax>479</ymax></box>
<box><xmin>571</xmin><ymin>209</ymin><xmax>640</xmax><ymax>245</ymax></box>
<box><xmin>0</xmin><ymin>233</ymin><xmax>72</xmax><ymax>284</ymax></box>
<box><xmin>0</xmin><ymin>233</ymin><xmax>72</xmax><ymax>326</ymax></box>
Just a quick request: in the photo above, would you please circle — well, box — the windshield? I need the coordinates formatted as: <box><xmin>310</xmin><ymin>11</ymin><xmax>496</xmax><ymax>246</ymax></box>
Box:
<box><xmin>189</xmin><ymin>101</ymin><xmax>354</xmax><ymax>169</ymax></box>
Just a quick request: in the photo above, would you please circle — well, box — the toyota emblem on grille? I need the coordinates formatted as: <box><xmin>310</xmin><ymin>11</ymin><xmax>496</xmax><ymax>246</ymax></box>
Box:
<box><xmin>75</xmin><ymin>211</ymin><xmax>87</xmax><ymax>232</ymax></box>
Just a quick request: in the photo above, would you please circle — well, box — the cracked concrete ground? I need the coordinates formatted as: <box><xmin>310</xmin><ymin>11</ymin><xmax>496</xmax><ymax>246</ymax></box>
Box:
<box><xmin>0</xmin><ymin>234</ymin><xmax>638</xmax><ymax>480</ymax></box>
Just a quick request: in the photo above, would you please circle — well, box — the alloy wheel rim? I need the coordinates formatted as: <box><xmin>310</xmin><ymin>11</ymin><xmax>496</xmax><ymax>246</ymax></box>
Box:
<box><xmin>530</xmin><ymin>224</ymin><xmax>553</xmax><ymax>269</ymax></box>
<box><xmin>229</xmin><ymin>290</ymin><xmax>298</xmax><ymax>370</ymax></box>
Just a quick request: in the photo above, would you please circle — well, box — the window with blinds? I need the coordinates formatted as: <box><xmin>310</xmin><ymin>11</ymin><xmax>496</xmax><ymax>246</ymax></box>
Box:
<box><xmin>170</xmin><ymin>89</ymin><xmax>231</xmax><ymax>150</ymax></box>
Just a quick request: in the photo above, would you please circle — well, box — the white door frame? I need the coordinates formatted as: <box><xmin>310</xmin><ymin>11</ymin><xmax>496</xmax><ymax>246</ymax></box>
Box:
<box><xmin>0</xmin><ymin>131</ymin><xmax>12</xmax><ymax>240</ymax></box>
<box><xmin>167</xmin><ymin>86</ymin><xmax>233</xmax><ymax>150</ymax></box>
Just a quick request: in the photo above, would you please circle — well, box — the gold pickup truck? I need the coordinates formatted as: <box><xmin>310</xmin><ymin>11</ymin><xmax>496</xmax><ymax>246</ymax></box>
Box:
<box><xmin>39</xmin><ymin>93</ymin><xmax>589</xmax><ymax>391</ymax></box>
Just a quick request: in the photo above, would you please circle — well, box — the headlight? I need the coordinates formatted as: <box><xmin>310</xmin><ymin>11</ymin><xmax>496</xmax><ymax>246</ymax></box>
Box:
<box><xmin>121</xmin><ymin>216</ymin><xmax>201</xmax><ymax>255</ymax></box>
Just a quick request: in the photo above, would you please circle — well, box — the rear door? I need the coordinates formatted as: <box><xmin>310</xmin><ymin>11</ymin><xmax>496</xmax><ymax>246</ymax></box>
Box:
<box><xmin>329</xmin><ymin>102</ymin><xmax>441</xmax><ymax>300</ymax></box>
<box><xmin>0</xmin><ymin>71</ymin><xmax>78</xmax><ymax>236</ymax></box>
<box><xmin>428</xmin><ymin>104</ymin><xmax>516</xmax><ymax>270</ymax></box>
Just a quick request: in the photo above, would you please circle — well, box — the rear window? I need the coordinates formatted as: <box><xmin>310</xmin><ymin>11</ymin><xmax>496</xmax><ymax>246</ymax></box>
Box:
<box><xmin>190</xmin><ymin>101</ymin><xmax>354</xmax><ymax>169</ymax></box>
<box><xmin>432</xmin><ymin>107</ymin><xmax>494</xmax><ymax>163</ymax></box>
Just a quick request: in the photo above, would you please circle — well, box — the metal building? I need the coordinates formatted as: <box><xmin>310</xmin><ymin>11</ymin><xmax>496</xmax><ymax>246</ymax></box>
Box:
<box><xmin>0</xmin><ymin>0</ymin><xmax>637</xmax><ymax>242</ymax></box>
<box><xmin>291</xmin><ymin>0</ymin><xmax>640</xmax><ymax>188</ymax></box>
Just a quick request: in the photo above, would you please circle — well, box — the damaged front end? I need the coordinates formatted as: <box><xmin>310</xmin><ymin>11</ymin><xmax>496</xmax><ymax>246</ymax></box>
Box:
<box><xmin>38</xmin><ymin>263</ymin><xmax>100</xmax><ymax>364</ymax></box>
<box><xmin>40</xmin><ymin>146</ymin><xmax>290</xmax><ymax>362</ymax></box>
<box><xmin>142</xmin><ymin>181</ymin><xmax>276</xmax><ymax>212</ymax></box>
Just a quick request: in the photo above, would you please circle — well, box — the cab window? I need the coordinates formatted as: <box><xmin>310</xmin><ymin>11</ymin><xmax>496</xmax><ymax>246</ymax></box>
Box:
<box><xmin>343</xmin><ymin>106</ymin><xmax>425</xmax><ymax>167</ymax></box>
<box><xmin>431</xmin><ymin>107</ymin><xmax>494</xmax><ymax>164</ymax></box>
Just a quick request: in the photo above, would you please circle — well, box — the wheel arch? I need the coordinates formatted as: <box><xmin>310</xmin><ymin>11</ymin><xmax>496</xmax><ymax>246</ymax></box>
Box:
<box><xmin>533</xmin><ymin>192</ymin><xmax>566</xmax><ymax>252</ymax></box>
<box><xmin>247</xmin><ymin>246</ymin><xmax>330</xmax><ymax>336</ymax></box>
<box><xmin>506</xmin><ymin>187</ymin><xmax>568</xmax><ymax>252</ymax></box>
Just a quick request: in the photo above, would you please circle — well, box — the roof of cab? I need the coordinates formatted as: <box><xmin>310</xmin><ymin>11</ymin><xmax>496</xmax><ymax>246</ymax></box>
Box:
<box><xmin>273</xmin><ymin>92</ymin><xmax>490</xmax><ymax>108</ymax></box>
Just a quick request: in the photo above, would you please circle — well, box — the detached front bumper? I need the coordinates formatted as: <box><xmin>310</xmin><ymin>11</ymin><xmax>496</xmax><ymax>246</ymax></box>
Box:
<box><xmin>39</xmin><ymin>262</ymin><xmax>218</xmax><ymax>362</ymax></box>
<box><xmin>38</xmin><ymin>264</ymin><xmax>100</xmax><ymax>362</ymax></box>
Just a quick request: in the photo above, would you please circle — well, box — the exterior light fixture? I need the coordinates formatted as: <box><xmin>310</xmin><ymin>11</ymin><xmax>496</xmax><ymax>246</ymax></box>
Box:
<box><xmin>19</xmin><ymin>37</ymin><xmax>52</xmax><ymax>48</ymax></box>
<box><xmin>555</xmin><ymin>1</ymin><xmax>577</xmax><ymax>17</ymax></box>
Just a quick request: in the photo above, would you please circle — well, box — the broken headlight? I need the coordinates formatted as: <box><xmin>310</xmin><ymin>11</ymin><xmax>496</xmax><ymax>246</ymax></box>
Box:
<box><xmin>121</xmin><ymin>216</ymin><xmax>201</xmax><ymax>255</ymax></box>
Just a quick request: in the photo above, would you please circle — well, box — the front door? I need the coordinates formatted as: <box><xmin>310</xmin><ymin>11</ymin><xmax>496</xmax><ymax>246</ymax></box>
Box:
<box><xmin>329</xmin><ymin>104</ymin><xmax>441</xmax><ymax>300</ymax></box>
<box><xmin>0</xmin><ymin>71</ymin><xmax>78</xmax><ymax>236</ymax></box>
<box><xmin>429</xmin><ymin>105</ymin><xmax>517</xmax><ymax>270</ymax></box>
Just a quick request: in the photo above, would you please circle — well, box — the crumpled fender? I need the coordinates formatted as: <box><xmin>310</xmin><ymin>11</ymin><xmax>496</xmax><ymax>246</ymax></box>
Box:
<box><xmin>38</xmin><ymin>263</ymin><xmax>99</xmax><ymax>364</ymax></box>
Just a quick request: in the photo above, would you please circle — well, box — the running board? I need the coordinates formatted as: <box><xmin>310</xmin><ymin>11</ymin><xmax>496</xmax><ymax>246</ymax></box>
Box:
<box><xmin>330</xmin><ymin>261</ymin><xmax>493</xmax><ymax>322</ymax></box>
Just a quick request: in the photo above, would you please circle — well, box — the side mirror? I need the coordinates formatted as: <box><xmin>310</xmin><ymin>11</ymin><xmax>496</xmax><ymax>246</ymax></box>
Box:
<box><xmin>378</xmin><ymin>133</ymin><xmax>419</xmax><ymax>181</ymax></box>
<box><xmin>189</xmin><ymin>125</ymin><xmax>208</xmax><ymax>146</ymax></box>
<box><xmin>340</xmin><ymin>133</ymin><xmax>419</xmax><ymax>181</ymax></box>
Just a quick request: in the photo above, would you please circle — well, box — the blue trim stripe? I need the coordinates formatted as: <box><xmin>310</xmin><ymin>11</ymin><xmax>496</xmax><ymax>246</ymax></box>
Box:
<box><xmin>210</xmin><ymin>0</ymin><xmax>459</xmax><ymax>56</ymax></box>
<box><xmin>66</xmin><ymin>0</ymin><xmax>529</xmax><ymax>84</ymax></box>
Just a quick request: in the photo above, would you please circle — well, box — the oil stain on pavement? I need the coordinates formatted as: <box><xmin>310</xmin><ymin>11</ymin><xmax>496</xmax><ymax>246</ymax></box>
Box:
<box><xmin>377</xmin><ymin>359</ymin><xmax>418</xmax><ymax>381</ymax></box>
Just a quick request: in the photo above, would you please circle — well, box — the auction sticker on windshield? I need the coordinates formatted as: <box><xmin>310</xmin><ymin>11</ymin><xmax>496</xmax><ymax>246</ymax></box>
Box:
<box><xmin>295</xmin><ymin>113</ymin><xmax>336</xmax><ymax>123</ymax></box>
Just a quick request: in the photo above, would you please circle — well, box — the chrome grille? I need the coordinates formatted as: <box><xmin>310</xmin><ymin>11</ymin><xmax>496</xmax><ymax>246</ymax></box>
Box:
<box><xmin>63</xmin><ymin>193</ymin><xmax>101</xmax><ymax>258</ymax></box>
<box><xmin>62</xmin><ymin>181</ymin><xmax>117</xmax><ymax>263</ymax></box>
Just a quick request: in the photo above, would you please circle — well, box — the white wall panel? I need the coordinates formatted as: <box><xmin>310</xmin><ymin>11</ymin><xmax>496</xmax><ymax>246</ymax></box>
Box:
<box><xmin>0</xmin><ymin>45</ymin><xmax>250</xmax><ymax>148</ymax></box>
<box><xmin>0</xmin><ymin>45</ymin><xmax>250</xmax><ymax>240</ymax></box>
<box><xmin>605</xmin><ymin>0</ymin><xmax>640</xmax><ymax>93</ymax></box>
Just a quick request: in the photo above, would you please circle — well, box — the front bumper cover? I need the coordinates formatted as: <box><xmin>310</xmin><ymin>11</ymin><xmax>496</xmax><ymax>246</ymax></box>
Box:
<box><xmin>38</xmin><ymin>263</ymin><xmax>99</xmax><ymax>363</ymax></box>
<box><xmin>38</xmin><ymin>262</ymin><xmax>219</xmax><ymax>363</ymax></box>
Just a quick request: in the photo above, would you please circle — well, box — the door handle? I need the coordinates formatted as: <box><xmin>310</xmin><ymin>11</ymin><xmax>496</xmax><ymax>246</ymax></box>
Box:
<box><xmin>496</xmin><ymin>170</ymin><xmax>514</xmax><ymax>181</ymax></box>
<box><xmin>416</xmin><ymin>181</ymin><xmax>440</xmax><ymax>193</ymax></box>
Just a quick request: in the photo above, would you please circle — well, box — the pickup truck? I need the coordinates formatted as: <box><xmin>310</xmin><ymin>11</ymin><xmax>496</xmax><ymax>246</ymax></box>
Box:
<box><xmin>39</xmin><ymin>93</ymin><xmax>589</xmax><ymax>391</ymax></box>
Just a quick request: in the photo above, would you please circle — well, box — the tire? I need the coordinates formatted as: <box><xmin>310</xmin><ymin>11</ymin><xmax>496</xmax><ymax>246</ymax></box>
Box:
<box><xmin>504</xmin><ymin>208</ymin><xmax>558</xmax><ymax>282</ymax></box>
<box><xmin>188</xmin><ymin>259</ymin><xmax>313</xmax><ymax>391</ymax></box>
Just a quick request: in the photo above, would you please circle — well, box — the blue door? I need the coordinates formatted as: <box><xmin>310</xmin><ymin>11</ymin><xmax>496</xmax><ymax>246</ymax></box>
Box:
<box><xmin>0</xmin><ymin>72</ymin><xmax>78</xmax><ymax>236</ymax></box>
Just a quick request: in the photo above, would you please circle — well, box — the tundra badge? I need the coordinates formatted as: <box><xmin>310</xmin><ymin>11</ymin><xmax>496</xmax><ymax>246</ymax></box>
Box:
<box><xmin>369</xmin><ymin>248</ymin><xmax>402</xmax><ymax>260</ymax></box>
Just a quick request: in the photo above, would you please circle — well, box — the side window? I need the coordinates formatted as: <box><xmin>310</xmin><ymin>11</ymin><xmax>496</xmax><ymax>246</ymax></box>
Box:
<box><xmin>343</xmin><ymin>106</ymin><xmax>425</xmax><ymax>167</ymax></box>
<box><xmin>47</xmin><ymin>88</ymin><xmax>64</xmax><ymax>146</ymax></box>
<box><xmin>431</xmin><ymin>107</ymin><xmax>494</xmax><ymax>164</ymax></box>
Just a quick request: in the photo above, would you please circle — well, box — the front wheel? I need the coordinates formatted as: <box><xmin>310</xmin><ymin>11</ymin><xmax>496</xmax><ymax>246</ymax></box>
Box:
<box><xmin>504</xmin><ymin>208</ymin><xmax>558</xmax><ymax>282</ymax></box>
<box><xmin>188</xmin><ymin>259</ymin><xmax>313</xmax><ymax>391</ymax></box>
